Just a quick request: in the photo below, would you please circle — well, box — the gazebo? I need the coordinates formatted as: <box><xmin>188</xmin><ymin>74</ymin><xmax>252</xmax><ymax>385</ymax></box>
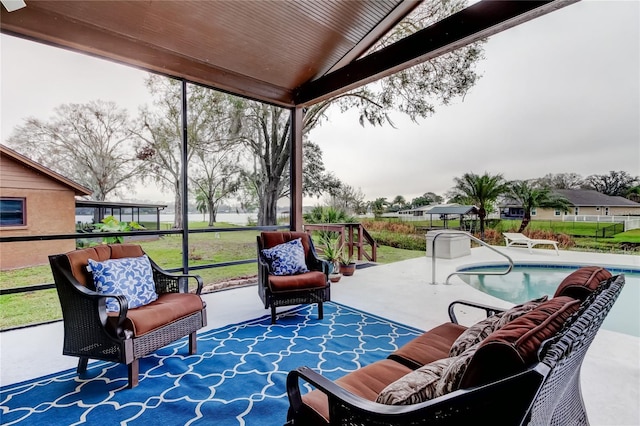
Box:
<box><xmin>424</xmin><ymin>205</ymin><xmax>479</xmax><ymax>230</ymax></box>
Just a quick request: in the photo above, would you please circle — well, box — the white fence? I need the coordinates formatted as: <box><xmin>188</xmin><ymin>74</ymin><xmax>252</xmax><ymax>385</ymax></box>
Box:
<box><xmin>623</xmin><ymin>219</ymin><xmax>640</xmax><ymax>232</ymax></box>
<box><xmin>562</xmin><ymin>215</ymin><xmax>640</xmax><ymax>231</ymax></box>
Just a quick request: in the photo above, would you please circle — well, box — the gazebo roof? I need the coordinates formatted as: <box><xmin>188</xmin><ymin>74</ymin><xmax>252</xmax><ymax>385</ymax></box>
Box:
<box><xmin>426</xmin><ymin>205</ymin><xmax>478</xmax><ymax>215</ymax></box>
<box><xmin>0</xmin><ymin>0</ymin><xmax>576</xmax><ymax>107</ymax></box>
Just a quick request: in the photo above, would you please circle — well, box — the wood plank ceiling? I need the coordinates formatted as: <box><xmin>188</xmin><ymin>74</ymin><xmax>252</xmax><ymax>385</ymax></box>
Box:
<box><xmin>0</xmin><ymin>0</ymin><xmax>577</xmax><ymax>108</ymax></box>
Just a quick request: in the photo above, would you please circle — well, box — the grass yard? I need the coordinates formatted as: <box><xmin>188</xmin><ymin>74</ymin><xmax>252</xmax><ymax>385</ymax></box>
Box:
<box><xmin>1</xmin><ymin>219</ymin><xmax>636</xmax><ymax>329</ymax></box>
<box><xmin>0</xmin><ymin>222</ymin><xmax>424</xmax><ymax>329</ymax></box>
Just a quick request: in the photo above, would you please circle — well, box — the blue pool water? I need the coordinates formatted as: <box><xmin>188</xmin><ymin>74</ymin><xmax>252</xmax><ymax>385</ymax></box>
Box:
<box><xmin>458</xmin><ymin>264</ymin><xmax>640</xmax><ymax>337</ymax></box>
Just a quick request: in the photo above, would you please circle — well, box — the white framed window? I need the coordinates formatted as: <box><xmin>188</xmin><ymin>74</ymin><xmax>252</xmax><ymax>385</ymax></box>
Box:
<box><xmin>531</xmin><ymin>208</ymin><xmax>537</xmax><ymax>216</ymax></box>
<box><xmin>605</xmin><ymin>207</ymin><xmax>609</xmax><ymax>216</ymax></box>
<box><xmin>554</xmin><ymin>209</ymin><xmax>561</xmax><ymax>216</ymax></box>
<box><xmin>574</xmin><ymin>207</ymin><xmax>579</xmax><ymax>215</ymax></box>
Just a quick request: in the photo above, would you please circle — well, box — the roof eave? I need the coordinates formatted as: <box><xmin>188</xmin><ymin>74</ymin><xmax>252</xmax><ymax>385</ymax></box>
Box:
<box><xmin>295</xmin><ymin>0</ymin><xmax>579</xmax><ymax>106</ymax></box>
<box><xmin>0</xmin><ymin>145</ymin><xmax>93</xmax><ymax>196</ymax></box>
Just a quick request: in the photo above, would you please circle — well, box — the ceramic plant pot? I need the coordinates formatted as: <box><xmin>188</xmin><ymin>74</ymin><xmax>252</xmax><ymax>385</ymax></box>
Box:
<box><xmin>339</xmin><ymin>263</ymin><xmax>356</xmax><ymax>276</ymax></box>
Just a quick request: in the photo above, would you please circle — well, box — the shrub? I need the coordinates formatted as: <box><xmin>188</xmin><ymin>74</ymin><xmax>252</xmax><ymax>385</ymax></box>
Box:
<box><xmin>304</xmin><ymin>206</ymin><xmax>355</xmax><ymax>224</ymax></box>
<box><xmin>473</xmin><ymin>229</ymin><xmax>503</xmax><ymax>245</ymax></box>
<box><xmin>525</xmin><ymin>229</ymin><xmax>575</xmax><ymax>248</ymax></box>
<box><xmin>93</xmin><ymin>215</ymin><xmax>145</xmax><ymax>244</ymax></box>
<box><xmin>362</xmin><ymin>219</ymin><xmax>416</xmax><ymax>234</ymax></box>
<box><xmin>369</xmin><ymin>231</ymin><xmax>425</xmax><ymax>251</ymax></box>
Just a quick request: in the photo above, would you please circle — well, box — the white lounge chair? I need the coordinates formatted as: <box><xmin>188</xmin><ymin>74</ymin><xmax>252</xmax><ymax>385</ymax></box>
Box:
<box><xmin>503</xmin><ymin>232</ymin><xmax>559</xmax><ymax>255</ymax></box>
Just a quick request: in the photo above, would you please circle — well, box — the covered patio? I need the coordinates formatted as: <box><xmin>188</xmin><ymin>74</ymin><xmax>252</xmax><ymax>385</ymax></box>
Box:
<box><xmin>0</xmin><ymin>0</ymin><xmax>579</xmax><ymax>233</ymax></box>
<box><xmin>2</xmin><ymin>247</ymin><xmax>638</xmax><ymax>424</ymax></box>
<box><xmin>4</xmin><ymin>1</ymin><xmax>636</xmax><ymax>424</ymax></box>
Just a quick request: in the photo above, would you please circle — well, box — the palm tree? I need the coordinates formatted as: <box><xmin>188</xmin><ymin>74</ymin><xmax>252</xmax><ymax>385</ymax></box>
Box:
<box><xmin>450</xmin><ymin>172</ymin><xmax>507</xmax><ymax>240</ymax></box>
<box><xmin>370</xmin><ymin>198</ymin><xmax>390</xmax><ymax>218</ymax></box>
<box><xmin>195</xmin><ymin>190</ymin><xmax>208</xmax><ymax>222</ymax></box>
<box><xmin>508</xmin><ymin>180</ymin><xmax>571</xmax><ymax>232</ymax></box>
<box><xmin>391</xmin><ymin>195</ymin><xmax>407</xmax><ymax>212</ymax></box>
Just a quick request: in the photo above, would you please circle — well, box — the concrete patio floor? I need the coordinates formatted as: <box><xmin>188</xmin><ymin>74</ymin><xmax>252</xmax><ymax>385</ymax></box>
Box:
<box><xmin>1</xmin><ymin>245</ymin><xmax>638</xmax><ymax>425</ymax></box>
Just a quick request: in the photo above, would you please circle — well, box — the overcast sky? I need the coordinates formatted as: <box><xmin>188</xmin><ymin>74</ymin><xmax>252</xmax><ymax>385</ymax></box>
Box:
<box><xmin>1</xmin><ymin>0</ymin><xmax>638</xmax><ymax>205</ymax></box>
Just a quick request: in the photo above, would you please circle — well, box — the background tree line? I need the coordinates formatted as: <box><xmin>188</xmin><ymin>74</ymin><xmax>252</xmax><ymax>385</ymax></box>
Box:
<box><xmin>374</xmin><ymin>170</ymin><xmax>639</xmax><ymax>239</ymax></box>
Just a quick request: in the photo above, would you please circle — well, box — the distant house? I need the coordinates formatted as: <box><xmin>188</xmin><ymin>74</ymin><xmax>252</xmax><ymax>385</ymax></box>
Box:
<box><xmin>500</xmin><ymin>189</ymin><xmax>640</xmax><ymax>220</ymax></box>
<box><xmin>396</xmin><ymin>205</ymin><xmax>434</xmax><ymax>217</ymax></box>
<box><xmin>0</xmin><ymin>145</ymin><xmax>91</xmax><ymax>270</ymax></box>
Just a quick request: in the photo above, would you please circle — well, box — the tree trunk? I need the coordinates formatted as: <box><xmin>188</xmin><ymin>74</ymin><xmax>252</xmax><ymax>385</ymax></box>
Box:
<box><xmin>518</xmin><ymin>212</ymin><xmax>531</xmax><ymax>233</ymax></box>
<box><xmin>173</xmin><ymin>180</ymin><xmax>182</xmax><ymax>228</ymax></box>
<box><xmin>478</xmin><ymin>208</ymin><xmax>486</xmax><ymax>241</ymax></box>
<box><xmin>208</xmin><ymin>199</ymin><xmax>216</xmax><ymax>227</ymax></box>
<box><xmin>259</xmin><ymin>184</ymin><xmax>280</xmax><ymax>226</ymax></box>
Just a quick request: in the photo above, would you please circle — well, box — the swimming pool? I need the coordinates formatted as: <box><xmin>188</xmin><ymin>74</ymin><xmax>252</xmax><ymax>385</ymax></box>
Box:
<box><xmin>457</xmin><ymin>264</ymin><xmax>640</xmax><ymax>337</ymax></box>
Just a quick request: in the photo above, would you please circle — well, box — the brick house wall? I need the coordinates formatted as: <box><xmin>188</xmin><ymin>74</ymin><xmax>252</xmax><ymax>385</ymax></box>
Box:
<box><xmin>0</xmin><ymin>147</ymin><xmax>91</xmax><ymax>270</ymax></box>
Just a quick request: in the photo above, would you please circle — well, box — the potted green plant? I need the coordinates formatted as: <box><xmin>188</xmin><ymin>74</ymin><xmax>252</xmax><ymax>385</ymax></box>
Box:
<box><xmin>339</xmin><ymin>253</ymin><xmax>356</xmax><ymax>276</ymax></box>
<box><xmin>318</xmin><ymin>235</ymin><xmax>343</xmax><ymax>282</ymax></box>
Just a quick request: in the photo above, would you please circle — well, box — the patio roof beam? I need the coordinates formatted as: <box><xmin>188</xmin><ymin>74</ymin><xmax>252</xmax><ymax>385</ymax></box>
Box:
<box><xmin>294</xmin><ymin>0</ymin><xmax>579</xmax><ymax>106</ymax></box>
<box><xmin>0</xmin><ymin>9</ymin><xmax>295</xmax><ymax>107</ymax></box>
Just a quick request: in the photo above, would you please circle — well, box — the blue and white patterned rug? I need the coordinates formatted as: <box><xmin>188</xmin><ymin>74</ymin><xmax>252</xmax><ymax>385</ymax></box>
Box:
<box><xmin>0</xmin><ymin>302</ymin><xmax>423</xmax><ymax>425</ymax></box>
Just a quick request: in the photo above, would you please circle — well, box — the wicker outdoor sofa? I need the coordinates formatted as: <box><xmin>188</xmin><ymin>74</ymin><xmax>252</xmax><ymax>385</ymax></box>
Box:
<box><xmin>285</xmin><ymin>266</ymin><xmax>625</xmax><ymax>425</ymax></box>
<box><xmin>49</xmin><ymin>244</ymin><xmax>207</xmax><ymax>388</ymax></box>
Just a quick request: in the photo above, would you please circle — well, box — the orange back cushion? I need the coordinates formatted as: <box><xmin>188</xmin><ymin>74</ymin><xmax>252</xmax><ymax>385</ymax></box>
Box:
<box><xmin>65</xmin><ymin>244</ymin><xmax>145</xmax><ymax>288</ymax></box>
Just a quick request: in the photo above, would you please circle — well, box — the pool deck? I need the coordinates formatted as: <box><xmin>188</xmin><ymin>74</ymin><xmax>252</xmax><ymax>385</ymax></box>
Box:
<box><xmin>1</xmin><ymin>246</ymin><xmax>638</xmax><ymax>425</ymax></box>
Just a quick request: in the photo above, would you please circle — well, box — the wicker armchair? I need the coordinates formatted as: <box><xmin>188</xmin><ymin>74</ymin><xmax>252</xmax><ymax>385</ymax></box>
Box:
<box><xmin>285</xmin><ymin>274</ymin><xmax>625</xmax><ymax>425</ymax></box>
<box><xmin>257</xmin><ymin>231</ymin><xmax>331</xmax><ymax>324</ymax></box>
<box><xmin>49</xmin><ymin>244</ymin><xmax>207</xmax><ymax>388</ymax></box>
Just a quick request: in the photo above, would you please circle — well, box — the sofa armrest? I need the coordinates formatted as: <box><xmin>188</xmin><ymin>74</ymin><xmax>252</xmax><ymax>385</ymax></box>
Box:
<box><xmin>448</xmin><ymin>300</ymin><xmax>506</xmax><ymax>324</ymax></box>
<box><xmin>155</xmin><ymin>270</ymin><xmax>204</xmax><ymax>295</ymax></box>
<box><xmin>306</xmin><ymin>256</ymin><xmax>330</xmax><ymax>276</ymax></box>
<box><xmin>50</xmin><ymin>258</ymin><xmax>130</xmax><ymax>338</ymax></box>
<box><xmin>305</xmin><ymin>239</ymin><xmax>330</xmax><ymax>276</ymax></box>
<box><xmin>286</xmin><ymin>364</ymin><xmax>548</xmax><ymax>426</ymax></box>
<box><xmin>286</xmin><ymin>366</ymin><xmax>384</xmax><ymax>418</ymax></box>
<box><xmin>148</xmin><ymin>257</ymin><xmax>204</xmax><ymax>295</ymax></box>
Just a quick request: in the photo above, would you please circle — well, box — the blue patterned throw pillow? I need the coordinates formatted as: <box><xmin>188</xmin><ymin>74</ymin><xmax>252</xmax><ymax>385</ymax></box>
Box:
<box><xmin>261</xmin><ymin>238</ymin><xmax>309</xmax><ymax>276</ymax></box>
<box><xmin>87</xmin><ymin>255</ymin><xmax>158</xmax><ymax>312</ymax></box>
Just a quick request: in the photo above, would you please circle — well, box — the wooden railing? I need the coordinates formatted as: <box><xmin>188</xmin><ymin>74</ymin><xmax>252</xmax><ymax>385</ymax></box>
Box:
<box><xmin>304</xmin><ymin>223</ymin><xmax>377</xmax><ymax>262</ymax></box>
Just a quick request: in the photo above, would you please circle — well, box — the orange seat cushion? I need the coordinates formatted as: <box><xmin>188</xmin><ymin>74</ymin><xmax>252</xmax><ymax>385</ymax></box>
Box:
<box><xmin>268</xmin><ymin>271</ymin><xmax>327</xmax><ymax>292</ymax></box>
<box><xmin>389</xmin><ymin>322</ymin><xmax>467</xmax><ymax>369</ymax></box>
<box><xmin>109</xmin><ymin>293</ymin><xmax>205</xmax><ymax>336</ymax></box>
<box><xmin>302</xmin><ymin>359</ymin><xmax>413</xmax><ymax>424</ymax></box>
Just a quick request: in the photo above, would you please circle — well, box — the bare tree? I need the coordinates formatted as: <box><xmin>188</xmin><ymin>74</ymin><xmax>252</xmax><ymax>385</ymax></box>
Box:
<box><xmin>237</xmin><ymin>0</ymin><xmax>485</xmax><ymax>225</ymax></box>
<box><xmin>233</xmin><ymin>103</ymin><xmax>341</xmax><ymax>225</ymax></box>
<box><xmin>7</xmin><ymin>100</ymin><xmax>141</xmax><ymax>200</ymax></box>
<box><xmin>327</xmin><ymin>184</ymin><xmax>366</xmax><ymax>215</ymax></box>
<box><xmin>535</xmin><ymin>173</ymin><xmax>584</xmax><ymax>189</ymax></box>
<box><xmin>191</xmin><ymin>149</ymin><xmax>242</xmax><ymax>226</ymax></box>
<box><xmin>583</xmin><ymin>171</ymin><xmax>639</xmax><ymax>196</ymax></box>
<box><xmin>135</xmin><ymin>76</ymin><xmax>240</xmax><ymax>228</ymax></box>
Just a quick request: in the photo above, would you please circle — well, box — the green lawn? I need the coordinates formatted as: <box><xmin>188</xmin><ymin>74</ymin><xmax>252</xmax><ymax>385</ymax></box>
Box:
<box><xmin>0</xmin><ymin>222</ymin><xmax>424</xmax><ymax>329</ymax></box>
<box><xmin>611</xmin><ymin>229</ymin><xmax>640</xmax><ymax>243</ymax></box>
<box><xmin>2</xmin><ymin>219</ymin><xmax>636</xmax><ymax>329</ymax></box>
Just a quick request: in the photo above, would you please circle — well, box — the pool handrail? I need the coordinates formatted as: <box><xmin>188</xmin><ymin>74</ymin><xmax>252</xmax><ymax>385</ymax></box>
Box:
<box><xmin>429</xmin><ymin>230</ymin><xmax>513</xmax><ymax>285</ymax></box>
